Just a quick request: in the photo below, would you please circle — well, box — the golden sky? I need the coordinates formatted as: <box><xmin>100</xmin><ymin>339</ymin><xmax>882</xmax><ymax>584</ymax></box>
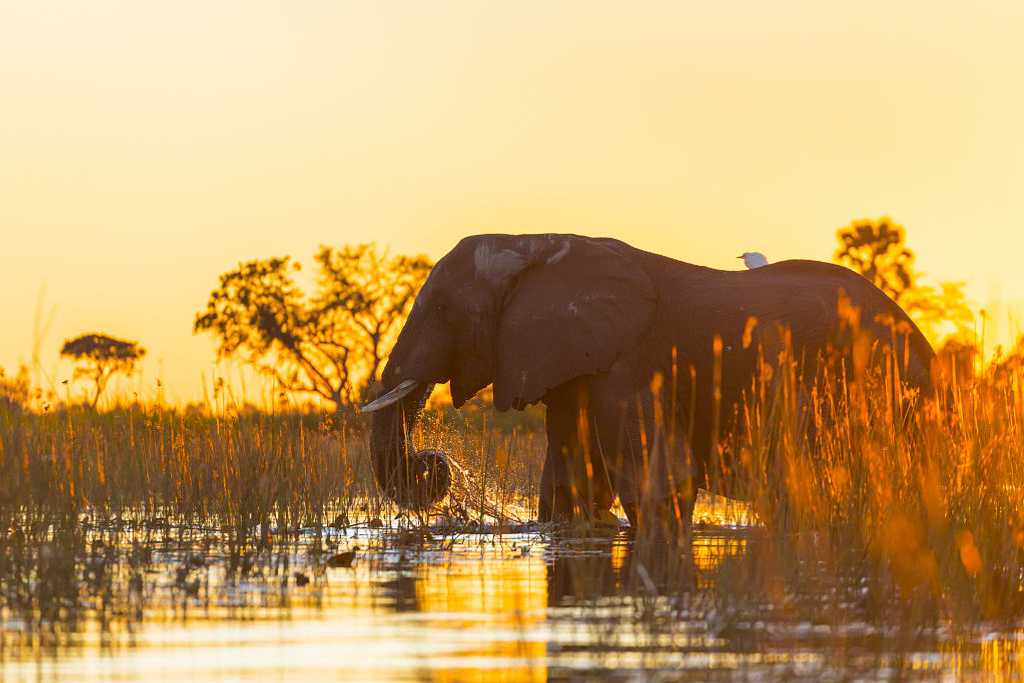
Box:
<box><xmin>1</xmin><ymin>1</ymin><xmax>1022</xmax><ymax>405</ymax></box>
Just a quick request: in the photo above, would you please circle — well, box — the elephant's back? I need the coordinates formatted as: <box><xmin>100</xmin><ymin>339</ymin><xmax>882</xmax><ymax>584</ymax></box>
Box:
<box><xmin>748</xmin><ymin>259</ymin><xmax>934</xmax><ymax>387</ymax></box>
<box><xmin>755</xmin><ymin>260</ymin><xmax>925</xmax><ymax>331</ymax></box>
<box><xmin>733</xmin><ymin>260</ymin><xmax>908</xmax><ymax>321</ymax></box>
<box><xmin>751</xmin><ymin>259</ymin><xmax>875</xmax><ymax>284</ymax></box>
<box><xmin>672</xmin><ymin>258</ymin><xmax>935</xmax><ymax>390</ymax></box>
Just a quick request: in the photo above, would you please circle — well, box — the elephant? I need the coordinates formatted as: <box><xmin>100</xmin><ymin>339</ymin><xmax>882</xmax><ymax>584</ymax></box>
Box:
<box><xmin>362</xmin><ymin>233</ymin><xmax>934</xmax><ymax>531</ymax></box>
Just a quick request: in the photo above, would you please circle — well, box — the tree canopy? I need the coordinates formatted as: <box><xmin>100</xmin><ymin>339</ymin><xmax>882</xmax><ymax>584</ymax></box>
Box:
<box><xmin>194</xmin><ymin>243</ymin><xmax>431</xmax><ymax>409</ymax></box>
<box><xmin>834</xmin><ymin>217</ymin><xmax>915</xmax><ymax>302</ymax></box>
<box><xmin>60</xmin><ymin>333</ymin><xmax>146</xmax><ymax>408</ymax></box>
<box><xmin>834</xmin><ymin>217</ymin><xmax>974</xmax><ymax>346</ymax></box>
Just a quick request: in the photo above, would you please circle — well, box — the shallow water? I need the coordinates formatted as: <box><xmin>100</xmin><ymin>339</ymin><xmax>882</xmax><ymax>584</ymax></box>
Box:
<box><xmin>2</xmin><ymin>523</ymin><xmax>1023</xmax><ymax>682</ymax></box>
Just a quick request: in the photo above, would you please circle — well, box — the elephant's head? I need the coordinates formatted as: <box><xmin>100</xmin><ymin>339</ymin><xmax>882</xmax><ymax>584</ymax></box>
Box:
<box><xmin>362</xmin><ymin>234</ymin><xmax>657</xmax><ymax>509</ymax></box>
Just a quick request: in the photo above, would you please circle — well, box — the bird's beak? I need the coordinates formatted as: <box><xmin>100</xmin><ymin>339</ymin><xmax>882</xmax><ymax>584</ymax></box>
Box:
<box><xmin>736</xmin><ymin>255</ymin><xmax>743</xmax><ymax>259</ymax></box>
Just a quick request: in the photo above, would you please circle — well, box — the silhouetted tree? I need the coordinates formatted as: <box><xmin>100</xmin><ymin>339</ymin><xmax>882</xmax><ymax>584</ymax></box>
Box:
<box><xmin>60</xmin><ymin>334</ymin><xmax>146</xmax><ymax>408</ymax></box>
<box><xmin>834</xmin><ymin>217</ymin><xmax>915</xmax><ymax>301</ymax></box>
<box><xmin>193</xmin><ymin>244</ymin><xmax>431</xmax><ymax>409</ymax></box>
<box><xmin>834</xmin><ymin>217</ymin><xmax>975</xmax><ymax>346</ymax></box>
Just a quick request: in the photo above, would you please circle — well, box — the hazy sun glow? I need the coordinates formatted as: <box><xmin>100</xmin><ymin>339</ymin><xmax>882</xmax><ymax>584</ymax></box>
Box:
<box><xmin>2</xmin><ymin>1</ymin><xmax>1022</xmax><ymax>405</ymax></box>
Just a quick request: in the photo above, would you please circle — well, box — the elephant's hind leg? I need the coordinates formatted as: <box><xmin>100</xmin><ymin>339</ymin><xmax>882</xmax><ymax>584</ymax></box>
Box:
<box><xmin>592</xmin><ymin>375</ymin><xmax>703</xmax><ymax>539</ymax></box>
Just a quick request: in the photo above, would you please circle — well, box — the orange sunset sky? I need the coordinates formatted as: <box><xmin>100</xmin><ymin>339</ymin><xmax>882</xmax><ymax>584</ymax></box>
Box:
<box><xmin>1</xmin><ymin>1</ymin><xmax>1022</xmax><ymax>406</ymax></box>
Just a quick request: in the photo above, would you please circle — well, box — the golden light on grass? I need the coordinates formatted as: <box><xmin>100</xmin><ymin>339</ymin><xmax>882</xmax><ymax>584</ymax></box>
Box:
<box><xmin>957</xmin><ymin>531</ymin><xmax>984</xmax><ymax>577</ymax></box>
<box><xmin>6</xmin><ymin>298</ymin><xmax>1024</xmax><ymax>677</ymax></box>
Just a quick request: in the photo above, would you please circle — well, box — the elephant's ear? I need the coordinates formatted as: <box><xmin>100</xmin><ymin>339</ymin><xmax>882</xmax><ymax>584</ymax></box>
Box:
<box><xmin>493</xmin><ymin>238</ymin><xmax>657</xmax><ymax>411</ymax></box>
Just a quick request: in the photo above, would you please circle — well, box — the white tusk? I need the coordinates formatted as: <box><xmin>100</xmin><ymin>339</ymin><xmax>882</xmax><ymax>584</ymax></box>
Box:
<box><xmin>360</xmin><ymin>379</ymin><xmax>420</xmax><ymax>413</ymax></box>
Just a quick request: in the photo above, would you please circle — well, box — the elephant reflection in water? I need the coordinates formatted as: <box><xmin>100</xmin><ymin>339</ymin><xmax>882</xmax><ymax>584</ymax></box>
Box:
<box><xmin>363</xmin><ymin>234</ymin><xmax>934</xmax><ymax>534</ymax></box>
<box><xmin>545</xmin><ymin>534</ymin><xmax>748</xmax><ymax>605</ymax></box>
<box><xmin>378</xmin><ymin>572</ymin><xmax>420</xmax><ymax>613</ymax></box>
<box><xmin>546</xmin><ymin>545</ymin><xmax>622</xmax><ymax>604</ymax></box>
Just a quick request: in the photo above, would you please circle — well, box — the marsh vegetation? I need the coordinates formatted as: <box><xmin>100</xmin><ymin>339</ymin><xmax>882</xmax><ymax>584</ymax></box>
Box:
<box><xmin>4</xmin><ymin>341</ymin><xmax>1024</xmax><ymax>680</ymax></box>
<box><xmin>4</xmin><ymin>221</ymin><xmax>1024</xmax><ymax>680</ymax></box>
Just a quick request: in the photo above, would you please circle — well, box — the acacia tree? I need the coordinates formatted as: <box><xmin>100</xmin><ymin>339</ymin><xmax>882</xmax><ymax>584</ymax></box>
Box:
<box><xmin>834</xmin><ymin>217</ymin><xmax>974</xmax><ymax>345</ymax></box>
<box><xmin>193</xmin><ymin>244</ymin><xmax>431</xmax><ymax>410</ymax></box>
<box><xmin>60</xmin><ymin>333</ymin><xmax>146</xmax><ymax>408</ymax></box>
<box><xmin>834</xmin><ymin>217</ymin><xmax>915</xmax><ymax>302</ymax></box>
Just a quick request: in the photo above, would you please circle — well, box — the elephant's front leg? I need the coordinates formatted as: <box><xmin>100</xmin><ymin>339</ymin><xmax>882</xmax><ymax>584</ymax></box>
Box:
<box><xmin>538</xmin><ymin>378</ymin><xmax>615</xmax><ymax>523</ymax></box>
<box><xmin>538</xmin><ymin>450</ymin><xmax>572</xmax><ymax>522</ymax></box>
<box><xmin>590</xmin><ymin>365</ymin><xmax>703</xmax><ymax>540</ymax></box>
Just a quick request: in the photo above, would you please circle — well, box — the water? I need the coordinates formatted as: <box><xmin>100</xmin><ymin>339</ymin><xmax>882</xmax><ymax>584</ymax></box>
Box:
<box><xmin>2</xmin><ymin>524</ymin><xmax>1022</xmax><ymax>682</ymax></box>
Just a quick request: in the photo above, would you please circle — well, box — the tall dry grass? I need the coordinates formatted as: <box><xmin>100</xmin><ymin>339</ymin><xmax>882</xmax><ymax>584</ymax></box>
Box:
<box><xmin>3</xmin><ymin>326</ymin><xmax>1024</xmax><ymax>634</ymax></box>
<box><xmin>0</xmin><ymin>396</ymin><xmax>547</xmax><ymax>651</ymax></box>
<box><xmin>0</xmin><ymin>399</ymin><xmax>546</xmax><ymax>541</ymax></box>
<box><xmin>534</xmin><ymin>333</ymin><xmax>1024</xmax><ymax>677</ymax></box>
<box><xmin>693</xmin><ymin>332</ymin><xmax>1024</xmax><ymax>628</ymax></box>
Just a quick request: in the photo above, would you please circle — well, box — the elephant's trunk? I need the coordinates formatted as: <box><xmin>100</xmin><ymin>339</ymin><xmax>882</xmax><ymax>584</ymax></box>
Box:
<box><xmin>368</xmin><ymin>382</ymin><xmax>451</xmax><ymax>509</ymax></box>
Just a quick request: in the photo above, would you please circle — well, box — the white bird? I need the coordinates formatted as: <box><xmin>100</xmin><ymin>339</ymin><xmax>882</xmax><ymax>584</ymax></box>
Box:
<box><xmin>737</xmin><ymin>251</ymin><xmax>769</xmax><ymax>269</ymax></box>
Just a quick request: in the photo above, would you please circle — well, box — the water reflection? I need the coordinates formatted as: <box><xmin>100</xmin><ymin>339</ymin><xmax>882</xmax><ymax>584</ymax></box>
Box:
<box><xmin>0</xmin><ymin>525</ymin><xmax>1020</xmax><ymax>681</ymax></box>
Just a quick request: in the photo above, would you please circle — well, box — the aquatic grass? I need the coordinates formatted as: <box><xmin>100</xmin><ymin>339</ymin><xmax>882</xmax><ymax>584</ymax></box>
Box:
<box><xmin>540</xmin><ymin>326</ymin><xmax>1024</xmax><ymax>675</ymax></box>
<box><xmin>619</xmin><ymin>328</ymin><xmax>1024</xmax><ymax>634</ymax></box>
<box><xmin>0</xmin><ymin>396</ymin><xmax>548</xmax><ymax>548</ymax></box>
<box><xmin>0</xmin><ymin>406</ymin><xmax>367</xmax><ymax>539</ymax></box>
<box><xmin>5</xmin><ymin>326</ymin><xmax>1024</xmax><ymax>678</ymax></box>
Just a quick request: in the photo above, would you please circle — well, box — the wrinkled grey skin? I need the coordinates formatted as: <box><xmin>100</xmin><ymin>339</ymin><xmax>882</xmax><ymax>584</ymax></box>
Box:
<box><xmin>368</xmin><ymin>234</ymin><xmax>934</xmax><ymax>528</ymax></box>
